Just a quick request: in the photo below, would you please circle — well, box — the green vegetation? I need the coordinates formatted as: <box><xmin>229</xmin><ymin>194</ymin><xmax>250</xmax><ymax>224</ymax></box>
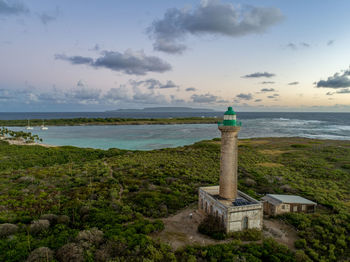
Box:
<box><xmin>0</xmin><ymin>137</ymin><xmax>349</xmax><ymax>261</ymax></box>
<box><xmin>198</xmin><ymin>214</ymin><xmax>262</xmax><ymax>241</ymax></box>
<box><xmin>198</xmin><ymin>215</ymin><xmax>226</xmax><ymax>240</ymax></box>
<box><xmin>0</xmin><ymin>127</ymin><xmax>42</xmax><ymax>143</ymax></box>
<box><xmin>0</xmin><ymin>117</ymin><xmax>218</xmax><ymax>126</ymax></box>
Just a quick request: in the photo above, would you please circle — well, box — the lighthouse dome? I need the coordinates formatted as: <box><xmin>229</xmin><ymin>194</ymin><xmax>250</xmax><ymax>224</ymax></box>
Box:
<box><xmin>224</xmin><ymin>107</ymin><xmax>236</xmax><ymax>115</ymax></box>
<box><xmin>222</xmin><ymin>106</ymin><xmax>237</xmax><ymax>126</ymax></box>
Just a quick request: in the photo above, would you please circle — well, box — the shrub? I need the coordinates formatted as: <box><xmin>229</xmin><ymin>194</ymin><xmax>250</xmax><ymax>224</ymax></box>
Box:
<box><xmin>26</xmin><ymin>247</ymin><xmax>53</xmax><ymax>262</ymax></box>
<box><xmin>0</xmin><ymin>223</ymin><xmax>18</xmax><ymax>237</ymax></box>
<box><xmin>229</xmin><ymin>229</ymin><xmax>262</xmax><ymax>241</ymax></box>
<box><xmin>294</xmin><ymin>239</ymin><xmax>307</xmax><ymax>249</ymax></box>
<box><xmin>76</xmin><ymin>228</ymin><xmax>104</xmax><ymax>247</ymax></box>
<box><xmin>40</xmin><ymin>214</ymin><xmax>58</xmax><ymax>225</ymax></box>
<box><xmin>56</xmin><ymin>243</ymin><xmax>84</xmax><ymax>262</ymax></box>
<box><xmin>198</xmin><ymin>215</ymin><xmax>226</xmax><ymax>240</ymax></box>
<box><xmin>57</xmin><ymin>215</ymin><xmax>70</xmax><ymax>224</ymax></box>
<box><xmin>29</xmin><ymin>219</ymin><xmax>50</xmax><ymax>235</ymax></box>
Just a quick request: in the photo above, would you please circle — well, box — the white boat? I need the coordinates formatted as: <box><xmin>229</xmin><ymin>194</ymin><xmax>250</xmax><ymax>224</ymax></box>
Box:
<box><xmin>41</xmin><ymin>120</ymin><xmax>48</xmax><ymax>130</ymax></box>
<box><xmin>26</xmin><ymin>120</ymin><xmax>33</xmax><ymax>130</ymax></box>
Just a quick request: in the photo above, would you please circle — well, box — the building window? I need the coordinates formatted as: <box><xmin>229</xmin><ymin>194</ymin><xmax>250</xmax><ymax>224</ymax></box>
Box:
<box><xmin>282</xmin><ymin>204</ymin><xmax>285</xmax><ymax>210</ymax></box>
<box><xmin>302</xmin><ymin>205</ymin><xmax>306</xmax><ymax>211</ymax></box>
<box><xmin>215</xmin><ymin>210</ymin><xmax>218</xmax><ymax>217</ymax></box>
<box><xmin>293</xmin><ymin>206</ymin><xmax>298</xmax><ymax>212</ymax></box>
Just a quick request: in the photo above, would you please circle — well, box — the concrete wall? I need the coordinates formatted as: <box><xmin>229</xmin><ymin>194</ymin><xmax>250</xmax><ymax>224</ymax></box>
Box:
<box><xmin>199</xmin><ymin>188</ymin><xmax>263</xmax><ymax>233</ymax></box>
<box><xmin>228</xmin><ymin>208</ymin><xmax>262</xmax><ymax>232</ymax></box>
<box><xmin>263</xmin><ymin>200</ymin><xmax>315</xmax><ymax>216</ymax></box>
<box><xmin>218</xmin><ymin>126</ymin><xmax>240</xmax><ymax>200</ymax></box>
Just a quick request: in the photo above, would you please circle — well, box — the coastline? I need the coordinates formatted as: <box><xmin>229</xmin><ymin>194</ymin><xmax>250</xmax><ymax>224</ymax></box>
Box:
<box><xmin>1</xmin><ymin>137</ymin><xmax>56</xmax><ymax>148</ymax></box>
<box><xmin>0</xmin><ymin>117</ymin><xmax>219</xmax><ymax>127</ymax></box>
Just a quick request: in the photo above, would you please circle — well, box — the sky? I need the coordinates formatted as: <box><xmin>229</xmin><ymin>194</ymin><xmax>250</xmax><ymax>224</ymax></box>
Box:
<box><xmin>1</xmin><ymin>0</ymin><xmax>350</xmax><ymax>112</ymax></box>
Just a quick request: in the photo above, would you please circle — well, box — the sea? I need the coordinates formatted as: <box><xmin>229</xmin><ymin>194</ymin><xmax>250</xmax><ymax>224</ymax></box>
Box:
<box><xmin>2</xmin><ymin>112</ymin><xmax>350</xmax><ymax>150</ymax></box>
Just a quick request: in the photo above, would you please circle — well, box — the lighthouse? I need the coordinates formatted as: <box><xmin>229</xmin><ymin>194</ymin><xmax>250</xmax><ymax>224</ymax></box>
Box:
<box><xmin>218</xmin><ymin>107</ymin><xmax>240</xmax><ymax>200</ymax></box>
<box><xmin>198</xmin><ymin>106</ymin><xmax>263</xmax><ymax>233</ymax></box>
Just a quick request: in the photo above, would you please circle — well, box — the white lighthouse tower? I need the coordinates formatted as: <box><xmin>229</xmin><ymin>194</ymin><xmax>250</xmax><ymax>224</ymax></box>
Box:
<box><xmin>198</xmin><ymin>107</ymin><xmax>263</xmax><ymax>233</ymax></box>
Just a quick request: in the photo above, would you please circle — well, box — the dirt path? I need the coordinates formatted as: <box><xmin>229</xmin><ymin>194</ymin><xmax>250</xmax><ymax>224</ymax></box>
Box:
<box><xmin>263</xmin><ymin>218</ymin><xmax>298</xmax><ymax>250</ymax></box>
<box><xmin>152</xmin><ymin>204</ymin><xmax>232</xmax><ymax>249</ymax></box>
<box><xmin>152</xmin><ymin>205</ymin><xmax>298</xmax><ymax>250</ymax></box>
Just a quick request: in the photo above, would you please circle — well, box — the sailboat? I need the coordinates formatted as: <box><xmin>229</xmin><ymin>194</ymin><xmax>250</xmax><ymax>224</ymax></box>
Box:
<box><xmin>41</xmin><ymin>120</ymin><xmax>48</xmax><ymax>130</ymax></box>
<box><xmin>26</xmin><ymin>120</ymin><xmax>33</xmax><ymax>130</ymax></box>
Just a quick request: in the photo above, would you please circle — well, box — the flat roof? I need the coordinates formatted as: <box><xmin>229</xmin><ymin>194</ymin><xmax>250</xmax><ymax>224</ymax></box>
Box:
<box><xmin>199</xmin><ymin>186</ymin><xmax>261</xmax><ymax>209</ymax></box>
<box><xmin>264</xmin><ymin>194</ymin><xmax>316</xmax><ymax>205</ymax></box>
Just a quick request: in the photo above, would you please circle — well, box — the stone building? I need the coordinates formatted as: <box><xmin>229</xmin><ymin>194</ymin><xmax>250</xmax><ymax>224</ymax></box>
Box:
<box><xmin>198</xmin><ymin>107</ymin><xmax>263</xmax><ymax>233</ymax></box>
<box><xmin>262</xmin><ymin>194</ymin><xmax>317</xmax><ymax>216</ymax></box>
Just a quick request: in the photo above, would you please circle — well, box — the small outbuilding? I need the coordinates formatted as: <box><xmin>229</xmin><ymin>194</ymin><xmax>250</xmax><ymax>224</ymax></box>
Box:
<box><xmin>262</xmin><ymin>194</ymin><xmax>316</xmax><ymax>216</ymax></box>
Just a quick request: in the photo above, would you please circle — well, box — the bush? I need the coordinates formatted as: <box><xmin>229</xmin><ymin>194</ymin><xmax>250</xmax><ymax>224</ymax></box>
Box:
<box><xmin>198</xmin><ymin>215</ymin><xmax>226</xmax><ymax>240</ymax></box>
<box><xmin>57</xmin><ymin>215</ymin><xmax>70</xmax><ymax>224</ymax></box>
<box><xmin>0</xmin><ymin>223</ymin><xmax>18</xmax><ymax>237</ymax></box>
<box><xmin>76</xmin><ymin>228</ymin><xmax>104</xmax><ymax>247</ymax></box>
<box><xmin>29</xmin><ymin>220</ymin><xmax>50</xmax><ymax>235</ymax></box>
<box><xmin>26</xmin><ymin>247</ymin><xmax>53</xmax><ymax>262</ymax></box>
<box><xmin>229</xmin><ymin>229</ymin><xmax>262</xmax><ymax>241</ymax></box>
<box><xmin>294</xmin><ymin>239</ymin><xmax>307</xmax><ymax>249</ymax></box>
<box><xmin>56</xmin><ymin>243</ymin><xmax>84</xmax><ymax>262</ymax></box>
<box><xmin>40</xmin><ymin>214</ymin><xmax>58</xmax><ymax>224</ymax></box>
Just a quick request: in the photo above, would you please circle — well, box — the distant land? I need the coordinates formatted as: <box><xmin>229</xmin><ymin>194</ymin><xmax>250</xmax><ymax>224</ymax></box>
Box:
<box><xmin>106</xmin><ymin>107</ymin><xmax>215</xmax><ymax>112</ymax></box>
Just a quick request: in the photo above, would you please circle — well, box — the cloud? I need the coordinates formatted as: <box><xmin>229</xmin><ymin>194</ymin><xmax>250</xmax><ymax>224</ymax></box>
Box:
<box><xmin>0</xmin><ymin>0</ymin><xmax>28</xmax><ymax>16</ymax></box>
<box><xmin>254</xmin><ymin>99</ymin><xmax>262</xmax><ymax>102</ymax></box>
<box><xmin>236</xmin><ymin>93</ymin><xmax>253</xmax><ymax>100</ymax></box>
<box><xmin>55</xmin><ymin>54</ymin><xmax>94</xmax><ymax>65</ymax></box>
<box><xmin>185</xmin><ymin>87</ymin><xmax>197</xmax><ymax>92</ymax></box>
<box><xmin>191</xmin><ymin>93</ymin><xmax>218</xmax><ymax>103</ymax></box>
<box><xmin>327</xmin><ymin>40</ymin><xmax>334</xmax><ymax>46</ymax></box>
<box><xmin>130</xmin><ymin>79</ymin><xmax>178</xmax><ymax>90</ymax></box>
<box><xmin>260</xmin><ymin>88</ymin><xmax>275</xmax><ymax>92</ymax></box>
<box><xmin>71</xmin><ymin>88</ymin><xmax>101</xmax><ymax>103</ymax></box>
<box><xmin>148</xmin><ymin>0</ymin><xmax>283</xmax><ymax>54</ymax></box>
<box><xmin>55</xmin><ymin>49</ymin><xmax>172</xmax><ymax>75</ymax></box>
<box><xmin>316</xmin><ymin>68</ymin><xmax>350</xmax><ymax>88</ymax></box>
<box><xmin>77</xmin><ymin>79</ymin><xmax>85</xmax><ymax>87</ymax></box>
<box><xmin>336</xmin><ymin>88</ymin><xmax>350</xmax><ymax>94</ymax></box>
<box><xmin>260</xmin><ymin>81</ymin><xmax>275</xmax><ymax>84</ymax></box>
<box><xmin>286</xmin><ymin>42</ymin><xmax>310</xmax><ymax>50</ymax></box>
<box><xmin>267</xmin><ymin>93</ymin><xmax>279</xmax><ymax>99</ymax></box>
<box><xmin>300</xmin><ymin>42</ymin><xmax>310</xmax><ymax>48</ymax></box>
<box><xmin>327</xmin><ymin>88</ymin><xmax>350</xmax><ymax>95</ymax></box>
<box><xmin>242</xmin><ymin>72</ymin><xmax>275</xmax><ymax>78</ymax></box>
<box><xmin>0</xmin><ymin>88</ymin><xmax>13</xmax><ymax>100</ymax></box>
<box><xmin>286</xmin><ymin>43</ymin><xmax>297</xmax><ymax>50</ymax></box>
<box><xmin>288</xmin><ymin>81</ymin><xmax>299</xmax><ymax>85</ymax></box>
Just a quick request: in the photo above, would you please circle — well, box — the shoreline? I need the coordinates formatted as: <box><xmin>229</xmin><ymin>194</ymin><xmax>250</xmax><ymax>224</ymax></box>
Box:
<box><xmin>2</xmin><ymin>136</ymin><xmax>350</xmax><ymax>151</ymax></box>
<box><xmin>0</xmin><ymin>117</ymin><xmax>219</xmax><ymax>127</ymax></box>
<box><xmin>1</xmin><ymin>137</ymin><xmax>56</xmax><ymax>148</ymax></box>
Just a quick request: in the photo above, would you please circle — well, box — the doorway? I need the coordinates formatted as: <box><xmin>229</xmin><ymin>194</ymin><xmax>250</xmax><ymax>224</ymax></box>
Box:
<box><xmin>243</xmin><ymin>216</ymin><xmax>249</xmax><ymax>230</ymax></box>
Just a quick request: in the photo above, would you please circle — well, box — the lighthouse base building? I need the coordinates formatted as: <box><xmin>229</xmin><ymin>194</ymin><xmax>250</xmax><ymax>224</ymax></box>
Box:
<box><xmin>198</xmin><ymin>186</ymin><xmax>263</xmax><ymax>233</ymax></box>
<box><xmin>198</xmin><ymin>107</ymin><xmax>262</xmax><ymax>233</ymax></box>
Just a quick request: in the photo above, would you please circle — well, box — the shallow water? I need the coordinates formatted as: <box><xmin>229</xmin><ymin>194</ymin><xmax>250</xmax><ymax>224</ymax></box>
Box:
<box><xmin>7</xmin><ymin>113</ymin><xmax>350</xmax><ymax>150</ymax></box>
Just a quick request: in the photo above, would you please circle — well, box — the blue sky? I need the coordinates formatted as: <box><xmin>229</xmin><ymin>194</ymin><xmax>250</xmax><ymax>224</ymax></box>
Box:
<box><xmin>1</xmin><ymin>0</ymin><xmax>350</xmax><ymax>112</ymax></box>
